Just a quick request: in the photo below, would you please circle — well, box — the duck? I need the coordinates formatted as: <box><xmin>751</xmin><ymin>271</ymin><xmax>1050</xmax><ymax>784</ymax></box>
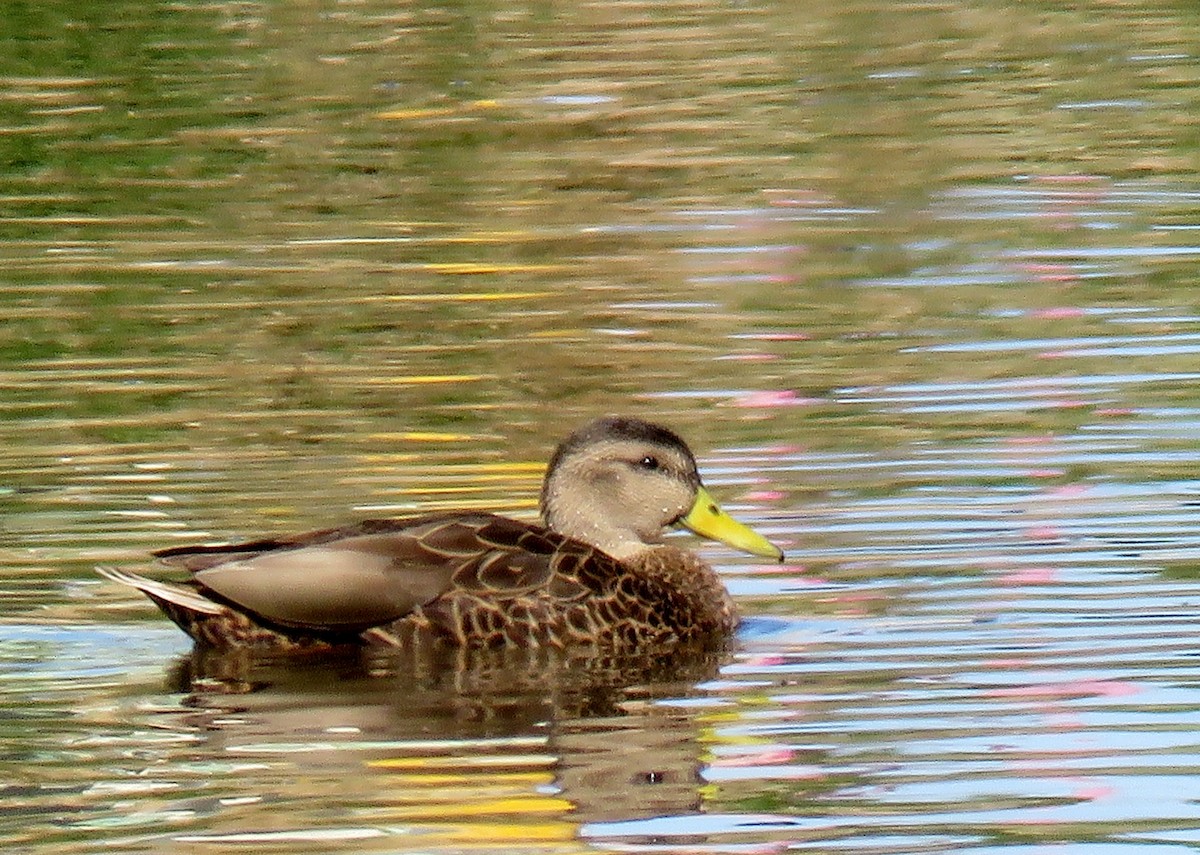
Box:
<box><xmin>98</xmin><ymin>416</ymin><xmax>784</xmax><ymax>652</ymax></box>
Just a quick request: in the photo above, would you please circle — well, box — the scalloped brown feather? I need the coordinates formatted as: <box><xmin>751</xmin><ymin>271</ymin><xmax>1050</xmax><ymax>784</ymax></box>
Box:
<box><xmin>115</xmin><ymin>513</ymin><xmax>736</xmax><ymax>652</ymax></box>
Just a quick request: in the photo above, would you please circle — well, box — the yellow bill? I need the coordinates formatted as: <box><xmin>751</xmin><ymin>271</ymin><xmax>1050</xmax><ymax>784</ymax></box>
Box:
<box><xmin>679</xmin><ymin>486</ymin><xmax>784</xmax><ymax>562</ymax></box>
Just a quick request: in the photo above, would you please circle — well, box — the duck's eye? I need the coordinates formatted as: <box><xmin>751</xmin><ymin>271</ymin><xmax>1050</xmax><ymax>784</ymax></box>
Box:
<box><xmin>639</xmin><ymin>455</ymin><xmax>660</xmax><ymax>471</ymax></box>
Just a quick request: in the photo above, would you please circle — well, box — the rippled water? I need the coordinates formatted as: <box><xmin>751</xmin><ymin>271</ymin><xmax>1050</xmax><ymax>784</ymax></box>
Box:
<box><xmin>5</xmin><ymin>1</ymin><xmax>1200</xmax><ymax>853</ymax></box>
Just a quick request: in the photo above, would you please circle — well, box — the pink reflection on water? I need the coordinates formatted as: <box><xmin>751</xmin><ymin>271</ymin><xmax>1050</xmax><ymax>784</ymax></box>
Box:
<box><xmin>998</xmin><ymin>566</ymin><xmax>1059</xmax><ymax>585</ymax></box>
<box><xmin>742</xmin><ymin>490</ymin><xmax>785</xmax><ymax>501</ymax></box>
<box><xmin>985</xmin><ymin>680</ymin><xmax>1141</xmax><ymax>700</ymax></box>
<box><xmin>727</xmin><ymin>390</ymin><xmax>822</xmax><ymax>408</ymax></box>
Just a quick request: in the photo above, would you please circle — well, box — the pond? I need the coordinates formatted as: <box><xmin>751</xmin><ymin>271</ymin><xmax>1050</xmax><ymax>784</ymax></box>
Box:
<box><xmin>4</xmin><ymin>1</ymin><xmax>1200</xmax><ymax>852</ymax></box>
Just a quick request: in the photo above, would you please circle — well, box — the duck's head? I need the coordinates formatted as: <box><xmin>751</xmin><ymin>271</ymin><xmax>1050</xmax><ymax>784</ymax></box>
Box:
<box><xmin>539</xmin><ymin>416</ymin><xmax>784</xmax><ymax>562</ymax></box>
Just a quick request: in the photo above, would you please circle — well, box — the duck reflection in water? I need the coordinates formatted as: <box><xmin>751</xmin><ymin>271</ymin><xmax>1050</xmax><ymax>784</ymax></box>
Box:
<box><xmin>168</xmin><ymin>642</ymin><xmax>731</xmax><ymax>831</ymax></box>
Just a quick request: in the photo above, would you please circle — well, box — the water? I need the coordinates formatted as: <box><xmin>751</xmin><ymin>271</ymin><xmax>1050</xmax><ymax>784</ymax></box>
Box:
<box><xmin>5</xmin><ymin>1</ymin><xmax>1200</xmax><ymax>852</ymax></box>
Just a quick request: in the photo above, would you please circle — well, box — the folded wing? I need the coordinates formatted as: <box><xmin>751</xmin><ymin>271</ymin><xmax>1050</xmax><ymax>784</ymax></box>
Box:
<box><xmin>156</xmin><ymin>514</ymin><xmax>569</xmax><ymax>632</ymax></box>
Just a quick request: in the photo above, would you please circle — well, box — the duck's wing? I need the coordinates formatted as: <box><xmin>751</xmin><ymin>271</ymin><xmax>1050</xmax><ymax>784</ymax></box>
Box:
<box><xmin>151</xmin><ymin>514</ymin><xmax>580</xmax><ymax>633</ymax></box>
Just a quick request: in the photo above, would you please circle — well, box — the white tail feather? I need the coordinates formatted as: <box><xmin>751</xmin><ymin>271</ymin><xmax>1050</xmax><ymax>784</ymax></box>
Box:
<box><xmin>95</xmin><ymin>566</ymin><xmax>224</xmax><ymax>615</ymax></box>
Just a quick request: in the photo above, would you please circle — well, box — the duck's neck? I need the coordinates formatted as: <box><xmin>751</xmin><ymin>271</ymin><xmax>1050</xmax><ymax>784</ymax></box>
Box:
<box><xmin>542</xmin><ymin>477</ymin><xmax>659</xmax><ymax>559</ymax></box>
<box><xmin>548</xmin><ymin>518</ymin><xmax>650</xmax><ymax>560</ymax></box>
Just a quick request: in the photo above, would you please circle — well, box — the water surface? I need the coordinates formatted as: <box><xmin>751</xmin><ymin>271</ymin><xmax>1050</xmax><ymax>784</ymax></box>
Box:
<box><xmin>4</xmin><ymin>1</ymin><xmax>1200</xmax><ymax>853</ymax></box>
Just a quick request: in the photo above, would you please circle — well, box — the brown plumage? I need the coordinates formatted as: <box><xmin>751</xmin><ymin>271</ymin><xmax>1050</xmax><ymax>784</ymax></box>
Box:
<box><xmin>97</xmin><ymin>416</ymin><xmax>783</xmax><ymax>652</ymax></box>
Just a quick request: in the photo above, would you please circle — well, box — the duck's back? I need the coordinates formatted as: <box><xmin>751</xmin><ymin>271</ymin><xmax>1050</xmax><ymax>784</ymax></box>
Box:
<box><xmin>139</xmin><ymin>513</ymin><xmax>733</xmax><ymax>651</ymax></box>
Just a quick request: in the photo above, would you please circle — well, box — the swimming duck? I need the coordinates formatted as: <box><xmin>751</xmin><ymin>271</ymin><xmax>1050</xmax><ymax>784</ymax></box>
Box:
<box><xmin>98</xmin><ymin>416</ymin><xmax>784</xmax><ymax>651</ymax></box>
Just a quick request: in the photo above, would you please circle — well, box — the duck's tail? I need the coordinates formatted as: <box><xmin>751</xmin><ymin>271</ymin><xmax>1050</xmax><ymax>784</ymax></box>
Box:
<box><xmin>96</xmin><ymin>565</ymin><xmax>233</xmax><ymax>646</ymax></box>
<box><xmin>95</xmin><ymin>566</ymin><xmax>349</xmax><ymax>653</ymax></box>
<box><xmin>96</xmin><ymin>566</ymin><xmax>224</xmax><ymax>615</ymax></box>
